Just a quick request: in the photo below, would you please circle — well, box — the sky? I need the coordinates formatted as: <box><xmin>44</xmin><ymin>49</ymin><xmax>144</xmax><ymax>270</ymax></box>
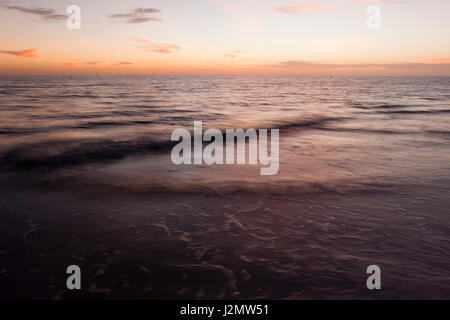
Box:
<box><xmin>0</xmin><ymin>0</ymin><xmax>449</xmax><ymax>75</ymax></box>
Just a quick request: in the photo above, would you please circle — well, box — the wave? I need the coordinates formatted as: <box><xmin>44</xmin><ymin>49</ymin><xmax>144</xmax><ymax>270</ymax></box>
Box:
<box><xmin>376</xmin><ymin>109</ymin><xmax>450</xmax><ymax>115</ymax></box>
<box><xmin>0</xmin><ymin>121</ymin><xmax>158</xmax><ymax>135</ymax></box>
<box><xmin>0</xmin><ymin>128</ymin><xmax>42</xmax><ymax>135</ymax></box>
<box><xmin>273</xmin><ymin>116</ymin><xmax>349</xmax><ymax>132</ymax></box>
<box><xmin>311</xmin><ymin>126</ymin><xmax>450</xmax><ymax>136</ymax></box>
<box><xmin>71</xmin><ymin>120</ymin><xmax>156</xmax><ymax>128</ymax></box>
<box><xmin>46</xmin><ymin>94</ymin><xmax>100</xmax><ymax>99</ymax></box>
<box><xmin>0</xmin><ymin>105</ymin><xmax>37</xmax><ymax>111</ymax></box>
<box><xmin>0</xmin><ymin>138</ymin><xmax>174</xmax><ymax>170</ymax></box>
<box><xmin>0</xmin><ymin>116</ymin><xmax>346</xmax><ymax>169</ymax></box>
<box><xmin>353</xmin><ymin>104</ymin><xmax>425</xmax><ymax>110</ymax></box>
<box><xmin>0</xmin><ymin>114</ymin><xmax>201</xmax><ymax>134</ymax></box>
<box><xmin>4</xmin><ymin>113</ymin><xmax>447</xmax><ymax>171</ymax></box>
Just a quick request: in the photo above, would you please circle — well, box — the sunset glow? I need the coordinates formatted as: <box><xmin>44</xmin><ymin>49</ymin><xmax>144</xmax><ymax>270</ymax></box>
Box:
<box><xmin>0</xmin><ymin>0</ymin><xmax>449</xmax><ymax>75</ymax></box>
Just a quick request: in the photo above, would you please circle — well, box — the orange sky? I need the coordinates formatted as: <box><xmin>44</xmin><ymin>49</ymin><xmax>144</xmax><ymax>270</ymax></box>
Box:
<box><xmin>0</xmin><ymin>0</ymin><xmax>449</xmax><ymax>75</ymax></box>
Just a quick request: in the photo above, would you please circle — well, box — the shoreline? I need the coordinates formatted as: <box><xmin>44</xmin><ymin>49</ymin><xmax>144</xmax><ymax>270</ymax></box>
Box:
<box><xmin>1</xmin><ymin>179</ymin><xmax>449</xmax><ymax>299</ymax></box>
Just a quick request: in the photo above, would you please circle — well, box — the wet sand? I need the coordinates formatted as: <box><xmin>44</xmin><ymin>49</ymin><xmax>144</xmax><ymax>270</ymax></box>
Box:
<box><xmin>1</xmin><ymin>175</ymin><xmax>449</xmax><ymax>300</ymax></box>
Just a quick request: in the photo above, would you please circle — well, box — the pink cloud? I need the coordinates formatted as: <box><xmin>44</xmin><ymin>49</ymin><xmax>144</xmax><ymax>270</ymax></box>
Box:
<box><xmin>130</xmin><ymin>37</ymin><xmax>180</xmax><ymax>54</ymax></box>
<box><xmin>129</xmin><ymin>37</ymin><xmax>149</xmax><ymax>43</ymax></box>
<box><xmin>275</xmin><ymin>2</ymin><xmax>331</xmax><ymax>14</ymax></box>
<box><xmin>108</xmin><ymin>8</ymin><xmax>162</xmax><ymax>24</ymax></box>
<box><xmin>0</xmin><ymin>48</ymin><xmax>38</xmax><ymax>58</ymax></box>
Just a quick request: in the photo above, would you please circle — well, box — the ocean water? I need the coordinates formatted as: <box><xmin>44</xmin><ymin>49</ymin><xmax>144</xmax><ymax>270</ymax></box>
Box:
<box><xmin>0</xmin><ymin>75</ymin><xmax>449</xmax><ymax>299</ymax></box>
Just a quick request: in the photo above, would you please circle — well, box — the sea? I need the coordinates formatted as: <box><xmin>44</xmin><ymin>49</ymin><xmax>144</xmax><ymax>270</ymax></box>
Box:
<box><xmin>0</xmin><ymin>75</ymin><xmax>449</xmax><ymax>299</ymax></box>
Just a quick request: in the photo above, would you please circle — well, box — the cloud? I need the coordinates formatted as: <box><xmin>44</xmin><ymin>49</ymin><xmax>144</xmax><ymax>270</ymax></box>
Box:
<box><xmin>130</xmin><ymin>37</ymin><xmax>152</xmax><ymax>44</ymax></box>
<box><xmin>277</xmin><ymin>60</ymin><xmax>443</xmax><ymax>68</ymax></box>
<box><xmin>108</xmin><ymin>8</ymin><xmax>162</xmax><ymax>23</ymax></box>
<box><xmin>225</xmin><ymin>50</ymin><xmax>242</xmax><ymax>58</ymax></box>
<box><xmin>130</xmin><ymin>38</ymin><xmax>180</xmax><ymax>54</ymax></box>
<box><xmin>0</xmin><ymin>48</ymin><xmax>37</xmax><ymax>58</ymax></box>
<box><xmin>114</xmin><ymin>62</ymin><xmax>134</xmax><ymax>65</ymax></box>
<box><xmin>65</xmin><ymin>63</ymin><xmax>79</xmax><ymax>67</ymax></box>
<box><xmin>274</xmin><ymin>60</ymin><xmax>450</xmax><ymax>73</ymax></box>
<box><xmin>278</xmin><ymin>60</ymin><xmax>319</xmax><ymax>67</ymax></box>
<box><xmin>0</xmin><ymin>4</ymin><xmax>66</xmax><ymax>22</ymax></box>
<box><xmin>275</xmin><ymin>2</ymin><xmax>331</xmax><ymax>14</ymax></box>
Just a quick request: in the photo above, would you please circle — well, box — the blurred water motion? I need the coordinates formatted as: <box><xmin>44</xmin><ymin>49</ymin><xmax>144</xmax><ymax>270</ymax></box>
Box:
<box><xmin>0</xmin><ymin>75</ymin><xmax>449</xmax><ymax>299</ymax></box>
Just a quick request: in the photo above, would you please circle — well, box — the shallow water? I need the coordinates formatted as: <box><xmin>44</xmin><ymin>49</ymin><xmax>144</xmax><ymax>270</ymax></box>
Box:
<box><xmin>0</xmin><ymin>75</ymin><xmax>449</xmax><ymax>299</ymax></box>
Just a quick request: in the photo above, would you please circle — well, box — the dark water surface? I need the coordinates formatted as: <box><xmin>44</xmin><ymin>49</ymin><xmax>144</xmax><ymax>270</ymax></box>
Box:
<box><xmin>0</xmin><ymin>75</ymin><xmax>449</xmax><ymax>299</ymax></box>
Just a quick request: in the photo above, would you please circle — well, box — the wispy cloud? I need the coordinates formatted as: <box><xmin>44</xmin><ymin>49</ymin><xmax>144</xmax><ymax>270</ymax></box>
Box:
<box><xmin>0</xmin><ymin>48</ymin><xmax>37</xmax><ymax>58</ymax></box>
<box><xmin>278</xmin><ymin>60</ymin><xmax>319</xmax><ymax>67</ymax></box>
<box><xmin>225</xmin><ymin>50</ymin><xmax>242</xmax><ymax>58</ymax></box>
<box><xmin>275</xmin><ymin>2</ymin><xmax>331</xmax><ymax>14</ymax></box>
<box><xmin>114</xmin><ymin>62</ymin><xmax>134</xmax><ymax>66</ymax></box>
<box><xmin>0</xmin><ymin>4</ymin><xmax>66</xmax><ymax>22</ymax></box>
<box><xmin>108</xmin><ymin>8</ymin><xmax>162</xmax><ymax>23</ymax></box>
<box><xmin>130</xmin><ymin>38</ymin><xmax>180</xmax><ymax>54</ymax></box>
<box><xmin>274</xmin><ymin>60</ymin><xmax>450</xmax><ymax>73</ymax></box>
